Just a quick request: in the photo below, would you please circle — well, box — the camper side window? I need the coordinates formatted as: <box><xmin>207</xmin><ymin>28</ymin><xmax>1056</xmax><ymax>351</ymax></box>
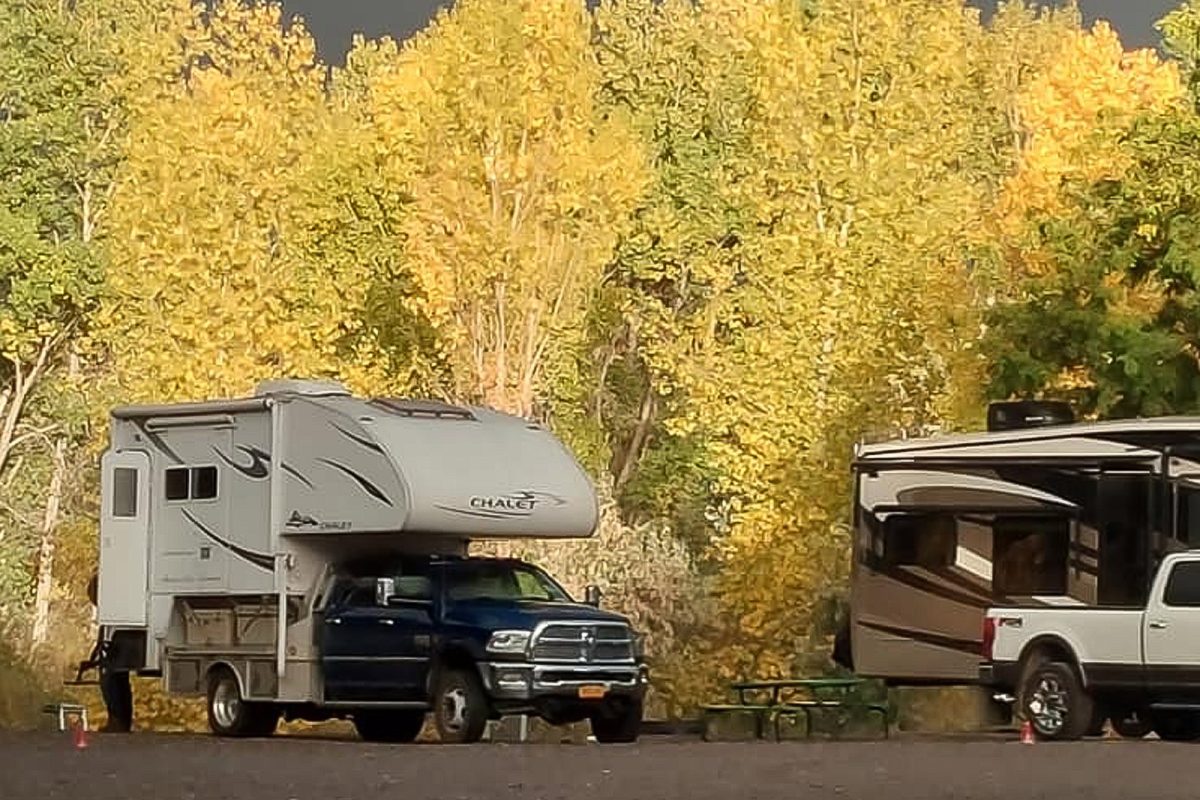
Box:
<box><xmin>992</xmin><ymin>516</ymin><xmax>1069</xmax><ymax>596</ymax></box>
<box><xmin>164</xmin><ymin>465</ymin><xmax>219</xmax><ymax>502</ymax></box>
<box><xmin>880</xmin><ymin>514</ymin><xmax>957</xmax><ymax>568</ymax></box>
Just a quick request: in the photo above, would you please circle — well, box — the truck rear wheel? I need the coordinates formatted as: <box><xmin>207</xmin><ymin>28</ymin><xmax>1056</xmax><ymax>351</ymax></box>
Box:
<box><xmin>1019</xmin><ymin>661</ymin><xmax>1093</xmax><ymax>741</ymax></box>
<box><xmin>206</xmin><ymin>668</ymin><xmax>278</xmax><ymax>737</ymax></box>
<box><xmin>433</xmin><ymin>668</ymin><xmax>488</xmax><ymax>744</ymax></box>
<box><xmin>589</xmin><ymin>698</ymin><xmax>642</xmax><ymax>744</ymax></box>
<box><xmin>353</xmin><ymin>709</ymin><xmax>425</xmax><ymax>743</ymax></box>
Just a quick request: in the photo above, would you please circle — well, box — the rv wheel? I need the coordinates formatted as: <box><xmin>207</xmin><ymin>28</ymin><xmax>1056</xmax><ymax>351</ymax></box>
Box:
<box><xmin>1152</xmin><ymin>711</ymin><xmax>1200</xmax><ymax>742</ymax></box>
<box><xmin>1111</xmin><ymin>710</ymin><xmax>1152</xmax><ymax>739</ymax></box>
<box><xmin>206</xmin><ymin>668</ymin><xmax>279</xmax><ymax>737</ymax></box>
<box><xmin>1019</xmin><ymin>661</ymin><xmax>1093</xmax><ymax>741</ymax></box>
<box><xmin>433</xmin><ymin>668</ymin><xmax>488</xmax><ymax>744</ymax></box>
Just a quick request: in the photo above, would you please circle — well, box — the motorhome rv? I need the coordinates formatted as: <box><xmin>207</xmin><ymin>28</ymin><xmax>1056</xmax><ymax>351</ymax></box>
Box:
<box><xmin>80</xmin><ymin>380</ymin><xmax>648</xmax><ymax>743</ymax></box>
<box><xmin>840</xmin><ymin>401</ymin><xmax>1200</xmax><ymax>685</ymax></box>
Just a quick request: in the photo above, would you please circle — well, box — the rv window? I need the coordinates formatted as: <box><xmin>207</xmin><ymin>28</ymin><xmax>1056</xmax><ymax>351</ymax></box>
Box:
<box><xmin>1177</xmin><ymin>485</ymin><xmax>1200</xmax><ymax>547</ymax></box>
<box><xmin>192</xmin><ymin>466</ymin><xmax>218</xmax><ymax>500</ymax></box>
<box><xmin>993</xmin><ymin>516</ymin><xmax>1069</xmax><ymax>596</ymax></box>
<box><xmin>1163</xmin><ymin>561</ymin><xmax>1200</xmax><ymax>607</ymax></box>
<box><xmin>112</xmin><ymin>467</ymin><xmax>138</xmax><ymax>518</ymax></box>
<box><xmin>165</xmin><ymin>467</ymin><xmax>189</xmax><ymax>501</ymax></box>
<box><xmin>881</xmin><ymin>514</ymin><xmax>956</xmax><ymax>568</ymax></box>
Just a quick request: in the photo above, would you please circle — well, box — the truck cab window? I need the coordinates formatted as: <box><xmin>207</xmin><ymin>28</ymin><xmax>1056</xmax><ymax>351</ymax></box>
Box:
<box><xmin>446</xmin><ymin>562</ymin><xmax>569</xmax><ymax>603</ymax></box>
<box><xmin>1163</xmin><ymin>561</ymin><xmax>1200</xmax><ymax>607</ymax></box>
<box><xmin>993</xmin><ymin>516</ymin><xmax>1068</xmax><ymax>596</ymax></box>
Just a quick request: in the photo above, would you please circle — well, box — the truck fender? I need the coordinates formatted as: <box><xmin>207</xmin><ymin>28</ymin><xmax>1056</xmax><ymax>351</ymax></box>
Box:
<box><xmin>204</xmin><ymin>660</ymin><xmax>248</xmax><ymax>699</ymax></box>
<box><xmin>1017</xmin><ymin>635</ymin><xmax>1087</xmax><ymax>687</ymax></box>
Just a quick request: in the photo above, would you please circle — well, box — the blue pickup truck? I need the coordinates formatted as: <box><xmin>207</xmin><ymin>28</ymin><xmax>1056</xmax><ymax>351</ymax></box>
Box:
<box><xmin>311</xmin><ymin>553</ymin><xmax>648</xmax><ymax>743</ymax></box>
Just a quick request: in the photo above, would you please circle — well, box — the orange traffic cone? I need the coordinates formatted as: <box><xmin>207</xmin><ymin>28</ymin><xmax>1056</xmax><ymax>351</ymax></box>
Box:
<box><xmin>72</xmin><ymin>719</ymin><xmax>89</xmax><ymax>750</ymax></box>
<box><xmin>1020</xmin><ymin>719</ymin><xmax>1035</xmax><ymax>745</ymax></box>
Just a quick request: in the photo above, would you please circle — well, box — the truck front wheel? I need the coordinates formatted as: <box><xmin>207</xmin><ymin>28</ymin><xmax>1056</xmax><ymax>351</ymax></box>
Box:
<box><xmin>1019</xmin><ymin>661</ymin><xmax>1093</xmax><ymax>741</ymax></box>
<box><xmin>206</xmin><ymin>668</ymin><xmax>278</xmax><ymax>737</ymax></box>
<box><xmin>590</xmin><ymin>698</ymin><xmax>642</xmax><ymax>744</ymax></box>
<box><xmin>433</xmin><ymin>668</ymin><xmax>488</xmax><ymax>744</ymax></box>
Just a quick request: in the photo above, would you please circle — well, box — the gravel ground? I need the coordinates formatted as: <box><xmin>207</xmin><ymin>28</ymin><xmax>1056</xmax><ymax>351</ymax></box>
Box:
<box><xmin>1</xmin><ymin>730</ymin><xmax>1194</xmax><ymax>800</ymax></box>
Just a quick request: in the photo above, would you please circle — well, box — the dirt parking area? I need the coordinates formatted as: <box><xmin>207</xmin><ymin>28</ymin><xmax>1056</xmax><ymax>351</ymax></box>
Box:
<box><xmin>0</xmin><ymin>729</ymin><xmax>1193</xmax><ymax>800</ymax></box>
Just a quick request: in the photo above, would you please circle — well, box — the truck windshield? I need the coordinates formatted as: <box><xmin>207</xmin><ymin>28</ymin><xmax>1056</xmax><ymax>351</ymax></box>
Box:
<box><xmin>444</xmin><ymin>562</ymin><xmax>571</xmax><ymax>603</ymax></box>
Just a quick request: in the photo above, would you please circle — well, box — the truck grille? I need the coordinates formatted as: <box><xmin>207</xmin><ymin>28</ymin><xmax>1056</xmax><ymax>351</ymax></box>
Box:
<box><xmin>531</xmin><ymin>623</ymin><xmax>633</xmax><ymax>663</ymax></box>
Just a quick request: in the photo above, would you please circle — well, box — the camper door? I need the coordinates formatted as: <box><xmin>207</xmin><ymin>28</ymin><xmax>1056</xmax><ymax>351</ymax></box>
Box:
<box><xmin>99</xmin><ymin>450</ymin><xmax>151</xmax><ymax>626</ymax></box>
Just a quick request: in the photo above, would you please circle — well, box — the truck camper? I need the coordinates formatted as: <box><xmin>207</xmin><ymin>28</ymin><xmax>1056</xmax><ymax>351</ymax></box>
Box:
<box><xmin>81</xmin><ymin>379</ymin><xmax>647</xmax><ymax>743</ymax></box>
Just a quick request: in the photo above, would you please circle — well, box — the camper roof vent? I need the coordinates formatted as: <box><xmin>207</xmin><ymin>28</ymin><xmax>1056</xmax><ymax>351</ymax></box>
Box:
<box><xmin>987</xmin><ymin>400</ymin><xmax>1074</xmax><ymax>432</ymax></box>
<box><xmin>254</xmin><ymin>379</ymin><xmax>350</xmax><ymax>398</ymax></box>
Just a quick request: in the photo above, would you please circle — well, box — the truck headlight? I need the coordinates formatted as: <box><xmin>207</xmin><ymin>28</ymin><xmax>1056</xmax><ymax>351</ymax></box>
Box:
<box><xmin>486</xmin><ymin>630</ymin><xmax>532</xmax><ymax>655</ymax></box>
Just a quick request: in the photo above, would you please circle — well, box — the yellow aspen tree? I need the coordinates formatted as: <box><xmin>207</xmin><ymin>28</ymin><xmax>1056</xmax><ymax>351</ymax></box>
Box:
<box><xmin>364</xmin><ymin>0</ymin><xmax>649</xmax><ymax>418</ymax></box>
<box><xmin>100</xmin><ymin>1</ymin><xmax>377</xmax><ymax>403</ymax></box>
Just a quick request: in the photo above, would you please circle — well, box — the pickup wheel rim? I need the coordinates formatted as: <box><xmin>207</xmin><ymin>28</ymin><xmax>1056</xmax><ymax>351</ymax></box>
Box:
<box><xmin>1027</xmin><ymin>675</ymin><xmax>1067</xmax><ymax>736</ymax></box>
<box><xmin>441</xmin><ymin>687</ymin><xmax>468</xmax><ymax>732</ymax></box>
<box><xmin>212</xmin><ymin>677</ymin><xmax>241</xmax><ymax>730</ymax></box>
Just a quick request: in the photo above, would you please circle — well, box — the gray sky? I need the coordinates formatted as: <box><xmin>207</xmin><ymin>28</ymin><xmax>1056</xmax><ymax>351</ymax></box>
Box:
<box><xmin>281</xmin><ymin>1</ymin><xmax>1181</xmax><ymax>66</ymax></box>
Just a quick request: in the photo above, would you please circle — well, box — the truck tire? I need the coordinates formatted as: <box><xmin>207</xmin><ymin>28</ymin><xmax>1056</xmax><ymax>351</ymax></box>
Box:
<box><xmin>206</xmin><ymin>668</ymin><xmax>279</xmax><ymax>737</ymax></box>
<box><xmin>353</xmin><ymin>710</ymin><xmax>425</xmax><ymax>743</ymax></box>
<box><xmin>590</xmin><ymin>698</ymin><xmax>642</xmax><ymax>744</ymax></box>
<box><xmin>433</xmin><ymin>668</ymin><xmax>488</xmax><ymax>744</ymax></box>
<box><xmin>1152</xmin><ymin>711</ymin><xmax>1200</xmax><ymax>742</ymax></box>
<box><xmin>1019</xmin><ymin>660</ymin><xmax>1093</xmax><ymax>741</ymax></box>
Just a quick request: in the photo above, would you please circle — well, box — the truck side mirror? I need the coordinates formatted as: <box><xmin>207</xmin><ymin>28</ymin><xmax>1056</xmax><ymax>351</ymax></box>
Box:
<box><xmin>584</xmin><ymin>584</ymin><xmax>602</xmax><ymax>608</ymax></box>
<box><xmin>375</xmin><ymin>577</ymin><xmax>395</xmax><ymax>607</ymax></box>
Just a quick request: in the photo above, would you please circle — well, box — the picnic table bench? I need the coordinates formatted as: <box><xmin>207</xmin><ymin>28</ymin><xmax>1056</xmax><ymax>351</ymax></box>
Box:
<box><xmin>702</xmin><ymin>677</ymin><xmax>888</xmax><ymax>741</ymax></box>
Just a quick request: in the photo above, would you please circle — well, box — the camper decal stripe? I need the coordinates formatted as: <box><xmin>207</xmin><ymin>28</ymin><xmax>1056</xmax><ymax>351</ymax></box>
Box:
<box><xmin>212</xmin><ymin>445</ymin><xmax>269</xmax><ymax>479</ymax></box>
<box><xmin>282</xmin><ymin>462</ymin><xmax>314</xmax><ymax>489</ymax></box>
<box><xmin>879</xmin><ymin>566</ymin><xmax>992</xmax><ymax>609</ymax></box>
<box><xmin>180</xmin><ymin>508</ymin><xmax>274</xmax><ymax>571</ymax></box>
<box><xmin>133</xmin><ymin>420</ymin><xmax>183</xmax><ymax>464</ymax></box>
<box><xmin>331</xmin><ymin>422</ymin><xmax>384</xmax><ymax>454</ymax></box>
<box><xmin>434</xmin><ymin>505</ymin><xmax>520</xmax><ymax>521</ymax></box>
<box><xmin>318</xmin><ymin>459</ymin><xmax>393</xmax><ymax>507</ymax></box>
<box><xmin>858</xmin><ymin>619</ymin><xmax>981</xmax><ymax>656</ymax></box>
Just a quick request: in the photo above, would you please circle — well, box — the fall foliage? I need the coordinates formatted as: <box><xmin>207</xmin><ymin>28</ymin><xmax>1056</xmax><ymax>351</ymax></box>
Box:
<box><xmin>0</xmin><ymin>0</ymin><xmax>1195</xmax><ymax>726</ymax></box>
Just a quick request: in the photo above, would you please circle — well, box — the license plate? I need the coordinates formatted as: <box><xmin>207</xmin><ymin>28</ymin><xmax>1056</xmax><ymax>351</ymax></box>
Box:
<box><xmin>578</xmin><ymin>684</ymin><xmax>608</xmax><ymax>700</ymax></box>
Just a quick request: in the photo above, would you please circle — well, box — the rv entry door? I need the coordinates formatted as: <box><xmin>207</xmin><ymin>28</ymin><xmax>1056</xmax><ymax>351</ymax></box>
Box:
<box><xmin>98</xmin><ymin>450</ymin><xmax>151</xmax><ymax>626</ymax></box>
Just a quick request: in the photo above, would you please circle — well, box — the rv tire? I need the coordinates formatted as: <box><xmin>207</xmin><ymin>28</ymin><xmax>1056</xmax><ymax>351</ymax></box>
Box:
<box><xmin>1152</xmin><ymin>711</ymin><xmax>1200</xmax><ymax>742</ymax></box>
<box><xmin>206</xmin><ymin>667</ymin><xmax>279</xmax><ymax>737</ymax></box>
<box><xmin>433</xmin><ymin>667</ymin><xmax>488</xmax><ymax>744</ymax></box>
<box><xmin>353</xmin><ymin>709</ymin><xmax>426</xmax><ymax>743</ymax></box>
<box><xmin>1111</xmin><ymin>709</ymin><xmax>1153</xmax><ymax>739</ymax></box>
<box><xmin>1019</xmin><ymin>661</ymin><xmax>1093</xmax><ymax>741</ymax></box>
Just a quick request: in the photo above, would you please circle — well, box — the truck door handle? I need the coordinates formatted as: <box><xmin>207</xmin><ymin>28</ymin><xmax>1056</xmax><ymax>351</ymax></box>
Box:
<box><xmin>328</xmin><ymin>617</ymin><xmax>342</xmax><ymax>625</ymax></box>
<box><xmin>379</xmin><ymin>619</ymin><xmax>394</xmax><ymax>626</ymax></box>
<box><xmin>1149</xmin><ymin>620</ymin><xmax>1169</xmax><ymax>630</ymax></box>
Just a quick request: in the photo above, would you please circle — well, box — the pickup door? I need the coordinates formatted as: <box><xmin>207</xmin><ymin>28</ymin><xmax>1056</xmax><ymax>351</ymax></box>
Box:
<box><xmin>321</xmin><ymin>577</ymin><xmax>436</xmax><ymax>703</ymax></box>
<box><xmin>1143</xmin><ymin>557</ymin><xmax>1200</xmax><ymax>687</ymax></box>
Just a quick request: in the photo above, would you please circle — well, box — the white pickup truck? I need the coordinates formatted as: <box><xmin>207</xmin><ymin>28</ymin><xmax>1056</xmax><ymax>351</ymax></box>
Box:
<box><xmin>980</xmin><ymin>551</ymin><xmax>1200</xmax><ymax>741</ymax></box>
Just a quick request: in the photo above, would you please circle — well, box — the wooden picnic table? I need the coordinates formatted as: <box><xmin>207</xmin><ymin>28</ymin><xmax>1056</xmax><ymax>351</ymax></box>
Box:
<box><xmin>703</xmin><ymin>676</ymin><xmax>888</xmax><ymax>742</ymax></box>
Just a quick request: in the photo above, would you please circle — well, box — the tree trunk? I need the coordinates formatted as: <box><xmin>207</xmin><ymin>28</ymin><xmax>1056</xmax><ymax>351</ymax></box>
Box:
<box><xmin>614</xmin><ymin>384</ymin><xmax>656</xmax><ymax>493</ymax></box>
<box><xmin>31</xmin><ymin>437</ymin><xmax>67</xmax><ymax>652</ymax></box>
